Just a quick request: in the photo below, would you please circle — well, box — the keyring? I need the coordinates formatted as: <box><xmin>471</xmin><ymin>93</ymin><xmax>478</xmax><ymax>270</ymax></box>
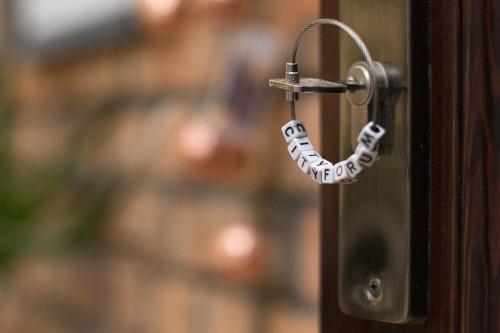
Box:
<box><xmin>271</xmin><ymin>19</ymin><xmax>386</xmax><ymax>184</ymax></box>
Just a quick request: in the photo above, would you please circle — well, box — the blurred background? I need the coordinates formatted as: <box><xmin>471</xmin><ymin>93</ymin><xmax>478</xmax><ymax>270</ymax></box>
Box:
<box><xmin>0</xmin><ymin>0</ymin><xmax>321</xmax><ymax>332</ymax></box>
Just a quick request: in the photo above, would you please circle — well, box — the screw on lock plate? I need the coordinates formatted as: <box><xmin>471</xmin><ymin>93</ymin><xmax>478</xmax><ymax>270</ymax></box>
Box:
<box><xmin>364</xmin><ymin>275</ymin><xmax>384</xmax><ymax>305</ymax></box>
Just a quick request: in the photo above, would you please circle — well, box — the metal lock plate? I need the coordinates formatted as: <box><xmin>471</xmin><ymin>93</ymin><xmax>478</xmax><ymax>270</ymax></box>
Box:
<box><xmin>337</xmin><ymin>0</ymin><xmax>427</xmax><ymax>324</ymax></box>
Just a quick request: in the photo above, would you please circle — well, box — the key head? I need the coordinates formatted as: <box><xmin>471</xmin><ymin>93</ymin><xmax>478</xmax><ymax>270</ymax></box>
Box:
<box><xmin>269</xmin><ymin>78</ymin><xmax>361</xmax><ymax>94</ymax></box>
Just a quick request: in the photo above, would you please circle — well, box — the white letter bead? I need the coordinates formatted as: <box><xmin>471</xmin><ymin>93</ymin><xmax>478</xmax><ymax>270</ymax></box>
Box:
<box><xmin>287</xmin><ymin>137</ymin><xmax>314</xmax><ymax>160</ymax></box>
<box><xmin>281</xmin><ymin>120</ymin><xmax>308</xmax><ymax>143</ymax></box>
<box><xmin>357</xmin><ymin>122</ymin><xmax>386</xmax><ymax>150</ymax></box>
<box><xmin>333</xmin><ymin>161</ymin><xmax>357</xmax><ymax>184</ymax></box>
<box><xmin>309</xmin><ymin>159</ymin><xmax>332</xmax><ymax>184</ymax></box>
<box><xmin>297</xmin><ymin>150</ymin><xmax>321</xmax><ymax>174</ymax></box>
<box><xmin>355</xmin><ymin>143</ymin><xmax>379</xmax><ymax>168</ymax></box>
<box><xmin>345</xmin><ymin>154</ymin><xmax>364</xmax><ymax>178</ymax></box>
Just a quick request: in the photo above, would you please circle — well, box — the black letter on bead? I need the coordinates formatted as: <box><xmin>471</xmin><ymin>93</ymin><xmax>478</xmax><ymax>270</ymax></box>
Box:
<box><xmin>358</xmin><ymin>153</ymin><xmax>373</xmax><ymax>164</ymax></box>
<box><xmin>323</xmin><ymin>168</ymin><xmax>331</xmax><ymax>181</ymax></box>
<box><xmin>296</xmin><ymin>123</ymin><xmax>306</xmax><ymax>133</ymax></box>
<box><xmin>285</xmin><ymin>127</ymin><xmax>295</xmax><ymax>138</ymax></box>
<box><xmin>347</xmin><ymin>162</ymin><xmax>357</xmax><ymax>173</ymax></box>
<box><xmin>336</xmin><ymin>165</ymin><xmax>343</xmax><ymax>176</ymax></box>
<box><xmin>360</xmin><ymin>133</ymin><xmax>375</xmax><ymax>147</ymax></box>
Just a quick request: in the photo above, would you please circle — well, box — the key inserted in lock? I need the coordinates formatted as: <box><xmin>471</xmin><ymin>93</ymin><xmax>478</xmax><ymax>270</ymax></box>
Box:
<box><xmin>270</xmin><ymin>61</ymin><xmax>401</xmax><ymax>154</ymax></box>
<box><xmin>270</xmin><ymin>20</ymin><xmax>399</xmax><ymax>186</ymax></box>
<box><xmin>269</xmin><ymin>63</ymin><xmax>364</xmax><ymax>96</ymax></box>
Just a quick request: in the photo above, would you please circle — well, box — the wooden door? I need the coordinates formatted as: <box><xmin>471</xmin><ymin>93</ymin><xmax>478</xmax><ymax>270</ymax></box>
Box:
<box><xmin>320</xmin><ymin>0</ymin><xmax>500</xmax><ymax>332</ymax></box>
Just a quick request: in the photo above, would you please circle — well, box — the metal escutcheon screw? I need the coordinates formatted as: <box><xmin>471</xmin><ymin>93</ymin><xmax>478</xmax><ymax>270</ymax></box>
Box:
<box><xmin>364</xmin><ymin>275</ymin><xmax>384</xmax><ymax>305</ymax></box>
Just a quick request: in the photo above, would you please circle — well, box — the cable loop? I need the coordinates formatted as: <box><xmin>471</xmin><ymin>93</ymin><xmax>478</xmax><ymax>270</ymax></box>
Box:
<box><xmin>288</xmin><ymin>18</ymin><xmax>379</xmax><ymax>124</ymax></box>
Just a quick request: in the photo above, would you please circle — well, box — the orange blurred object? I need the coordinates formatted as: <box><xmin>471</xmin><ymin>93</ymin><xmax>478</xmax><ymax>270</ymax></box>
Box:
<box><xmin>213</xmin><ymin>224</ymin><xmax>265</xmax><ymax>283</ymax></box>
<box><xmin>178</xmin><ymin>119</ymin><xmax>220</xmax><ymax>162</ymax></box>
<box><xmin>139</xmin><ymin>0</ymin><xmax>182</xmax><ymax>30</ymax></box>
<box><xmin>176</xmin><ymin>118</ymin><xmax>251</xmax><ymax>184</ymax></box>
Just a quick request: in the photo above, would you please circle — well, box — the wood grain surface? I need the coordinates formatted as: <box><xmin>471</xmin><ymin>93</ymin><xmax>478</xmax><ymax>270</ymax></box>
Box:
<box><xmin>460</xmin><ymin>1</ymin><xmax>500</xmax><ymax>332</ymax></box>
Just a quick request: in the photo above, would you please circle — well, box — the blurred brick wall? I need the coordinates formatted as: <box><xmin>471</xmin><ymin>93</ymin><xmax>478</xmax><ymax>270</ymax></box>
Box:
<box><xmin>0</xmin><ymin>1</ymin><xmax>321</xmax><ymax>332</ymax></box>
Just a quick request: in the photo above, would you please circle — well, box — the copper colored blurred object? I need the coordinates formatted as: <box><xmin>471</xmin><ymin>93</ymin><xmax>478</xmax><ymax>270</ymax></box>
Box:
<box><xmin>202</xmin><ymin>0</ymin><xmax>245</xmax><ymax>18</ymax></box>
<box><xmin>139</xmin><ymin>0</ymin><xmax>182</xmax><ymax>30</ymax></box>
<box><xmin>177</xmin><ymin>119</ymin><xmax>249</xmax><ymax>183</ymax></box>
<box><xmin>213</xmin><ymin>224</ymin><xmax>265</xmax><ymax>283</ymax></box>
<box><xmin>178</xmin><ymin>119</ymin><xmax>220</xmax><ymax>162</ymax></box>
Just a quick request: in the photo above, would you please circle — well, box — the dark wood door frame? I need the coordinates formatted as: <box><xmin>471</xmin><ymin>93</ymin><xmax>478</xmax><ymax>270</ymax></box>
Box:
<box><xmin>320</xmin><ymin>1</ymin><xmax>500</xmax><ymax>332</ymax></box>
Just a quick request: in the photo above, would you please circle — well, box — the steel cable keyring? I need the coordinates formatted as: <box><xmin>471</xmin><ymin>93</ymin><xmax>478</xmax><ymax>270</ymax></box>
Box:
<box><xmin>288</xmin><ymin>18</ymin><xmax>378</xmax><ymax>124</ymax></box>
<box><xmin>274</xmin><ymin>18</ymin><xmax>386</xmax><ymax>185</ymax></box>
